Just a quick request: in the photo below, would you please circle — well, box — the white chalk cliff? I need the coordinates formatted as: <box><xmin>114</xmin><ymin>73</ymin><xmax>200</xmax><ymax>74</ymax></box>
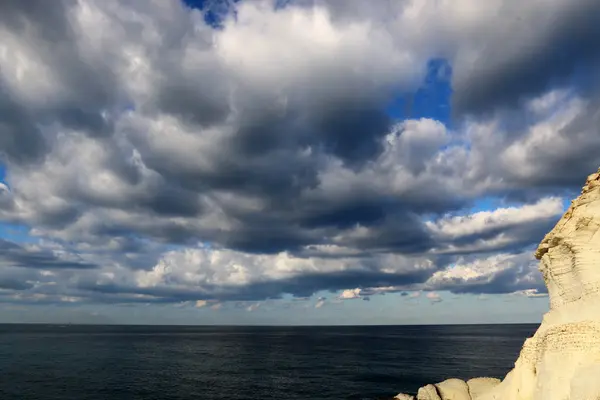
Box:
<box><xmin>396</xmin><ymin>167</ymin><xmax>600</xmax><ymax>400</ymax></box>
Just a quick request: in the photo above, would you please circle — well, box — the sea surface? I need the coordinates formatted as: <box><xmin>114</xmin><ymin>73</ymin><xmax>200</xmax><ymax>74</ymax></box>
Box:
<box><xmin>0</xmin><ymin>324</ymin><xmax>538</xmax><ymax>400</ymax></box>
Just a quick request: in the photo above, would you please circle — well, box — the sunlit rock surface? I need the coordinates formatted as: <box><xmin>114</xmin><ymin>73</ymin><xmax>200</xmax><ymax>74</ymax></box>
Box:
<box><xmin>396</xmin><ymin>167</ymin><xmax>600</xmax><ymax>400</ymax></box>
<box><xmin>394</xmin><ymin>394</ymin><xmax>416</xmax><ymax>400</ymax></box>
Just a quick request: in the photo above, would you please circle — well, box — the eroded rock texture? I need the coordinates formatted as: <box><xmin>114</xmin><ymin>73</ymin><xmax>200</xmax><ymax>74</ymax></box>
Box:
<box><xmin>396</xmin><ymin>167</ymin><xmax>600</xmax><ymax>400</ymax></box>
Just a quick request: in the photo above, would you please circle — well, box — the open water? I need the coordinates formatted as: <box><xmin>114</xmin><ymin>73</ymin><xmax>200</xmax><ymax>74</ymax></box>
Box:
<box><xmin>0</xmin><ymin>324</ymin><xmax>538</xmax><ymax>399</ymax></box>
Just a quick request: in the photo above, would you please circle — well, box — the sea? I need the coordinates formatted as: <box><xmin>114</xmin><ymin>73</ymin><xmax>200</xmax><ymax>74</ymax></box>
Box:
<box><xmin>0</xmin><ymin>324</ymin><xmax>538</xmax><ymax>400</ymax></box>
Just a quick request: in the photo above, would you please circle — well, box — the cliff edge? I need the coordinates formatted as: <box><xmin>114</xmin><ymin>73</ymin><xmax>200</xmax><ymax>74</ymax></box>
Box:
<box><xmin>396</xmin><ymin>167</ymin><xmax>600</xmax><ymax>400</ymax></box>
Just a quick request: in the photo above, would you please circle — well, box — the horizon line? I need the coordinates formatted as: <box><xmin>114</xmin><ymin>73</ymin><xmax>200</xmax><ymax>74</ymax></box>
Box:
<box><xmin>0</xmin><ymin>322</ymin><xmax>541</xmax><ymax>327</ymax></box>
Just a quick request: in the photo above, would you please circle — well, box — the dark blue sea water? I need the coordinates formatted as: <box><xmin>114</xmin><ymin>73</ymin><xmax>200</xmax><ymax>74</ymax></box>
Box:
<box><xmin>0</xmin><ymin>324</ymin><xmax>537</xmax><ymax>400</ymax></box>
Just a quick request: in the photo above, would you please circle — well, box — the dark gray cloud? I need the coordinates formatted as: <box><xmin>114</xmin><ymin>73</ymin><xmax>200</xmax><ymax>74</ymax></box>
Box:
<box><xmin>313</xmin><ymin>104</ymin><xmax>391</xmax><ymax>165</ymax></box>
<box><xmin>509</xmin><ymin>98</ymin><xmax>600</xmax><ymax>190</ymax></box>
<box><xmin>76</xmin><ymin>267</ymin><xmax>433</xmax><ymax>302</ymax></box>
<box><xmin>0</xmin><ymin>275</ymin><xmax>34</xmax><ymax>291</ymax></box>
<box><xmin>0</xmin><ymin>0</ymin><xmax>118</xmax><ymax>165</ymax></box>
<box><xmin>154</xmin><ymin>69</ymin><xmax>230</xmax><ymax>128</ymax></box>
<box><xmin>0</xmin><ymin>239</ymin><xmax>98</xmax><ymax>270</ymax></box>
<box><xmin>461</xmin><ymin>92</ymin><xmax>600</xmax><ymax>195</ymax></box>
<box><xmin>0</xmin><ymin>0</ymin><xmax>72</xmax><ymax>40</ymax></box>
<box><xmin>452</xmin><ymin>0</ymin><xmax>600</xmax><ymax>116</ymax></box>
<box><xmin>0</xmin><ymin>88</ymin><xmax>47</xmax><ymax>165</ymax></box>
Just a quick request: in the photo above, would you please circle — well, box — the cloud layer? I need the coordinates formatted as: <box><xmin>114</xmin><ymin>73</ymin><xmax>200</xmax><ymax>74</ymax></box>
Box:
<box><xmin>0</xmin><ymin>0</ymin><xmax>597</xmax><ymax>309</ymax></box>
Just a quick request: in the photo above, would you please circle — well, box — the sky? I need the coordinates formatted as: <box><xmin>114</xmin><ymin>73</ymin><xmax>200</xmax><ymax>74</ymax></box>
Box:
<box><xmin>0</xmin><ymin>0</ymin><xmax>599</xmax><ymax>325</ymax></box>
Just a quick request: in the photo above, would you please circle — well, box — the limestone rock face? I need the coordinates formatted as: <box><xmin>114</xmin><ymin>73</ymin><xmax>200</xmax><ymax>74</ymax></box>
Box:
<box><xmin>417</xmin><ymin>384</ymin><xmax>441</xmax><ymax>400</ymax></box>
<box><xmin>432</xmin><ymin>379</ymin><xmax>470</xmax><ymax>400</ymax></box>
<box><xmin>394</xmin><ymin>394</ymin><xmax>416</xmax><ymax>400</ymax></box>
<box><xmin>465</xmin><ymin>378</ymin><xmax>500</xmax><ymax>399</ymax></box>
<box><xmin>396</xmin><ymin>167</ymin><xmax>600</xmax><ymax>400</ymax></box>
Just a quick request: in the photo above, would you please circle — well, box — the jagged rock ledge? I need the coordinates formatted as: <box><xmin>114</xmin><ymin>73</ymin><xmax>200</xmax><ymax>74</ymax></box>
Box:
<box><xmin>394</xmin><ymin>167</ymin><xmax>600</xmax><ymax>400</ymax></box>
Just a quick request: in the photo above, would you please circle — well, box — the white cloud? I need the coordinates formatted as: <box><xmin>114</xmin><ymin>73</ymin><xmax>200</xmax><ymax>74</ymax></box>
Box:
<box><xmin>195</xmin><ymin>300</ymin><xmax>208</xmax><ymax>308</ymax></box>
<box><xmin>424</xmin><ymin>252</ymin><xmax>544</xmax><ymax>296</ymax></box>
<box><xmin>512</xmin><ymin>289</ymin><xmax>549</xmax><ymax>298</ymax></box>
<box><xmin>315</xmin><ymin>297</ymin><xmax>326</xmax><ymax>308</ymax></box>
<box><xmin>426</xmin><ymin>197</ymin><xmax>563</xmax><ymax>239</ymax></box>
<box><xmin>426</xmin><ymin>292</ymin><xmax>442</xmax><ymax>303</ymax></box>
<box><xmin>338</xmin><ymin>288</ymin><xmax>362</xmax><ymax>300</ymax></box>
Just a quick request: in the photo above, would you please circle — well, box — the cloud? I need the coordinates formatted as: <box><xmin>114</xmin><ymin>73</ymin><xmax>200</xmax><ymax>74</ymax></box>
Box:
<box><xmin>0</xmin><ymin>267</ymin><xmax>37</xmax><ymax>291</ymax></box>
<box><xmin>512</xmin><ymin>289</ymin><xmax>549</xmax><ymax>298</ymax></box>
<box><xmin>360</xmin><ymin>286</ymin><xmax>406</xmax><ymax>296</ymax></box>
<box><xmin>336</xmin><ymin>285</ymin><xmax>410</xmax><ymax>300</ymax></box>
<box><xmin>0</xmin><ymin>239</ymin><xmax>98</xmax><ymax>270</ymax></box>
<box><xmin>448</xmin><ymin>0</ymin><xmax>600</xmax><ymax>116</ymax></box>
<box><xmin>425</xmin><ymin>252</ymin><xmax>546</xmax><ymax>295</ymax></box>
<box><xmin>426</xmin><ymin>197</ymin><xmax>564</xmax><ymax>255</ymax></box>
<box><xmin>115</xmin><ymin>247</ymin><xmax>433</xmax><ymax>300</ymax></box>
<box><xmin>302</xmin><ymin>0</ymin><xmax>600</xmax><ymax>117</ymax></box>
<box><xmin>338</xmin><ymin>288</ymin><xmax>362</xmax><ymax>300</ymax></box>
<box><xmin>0</xmin><ymin>0</ymin><xmax>594</xmax><ymax>311</ymax></box>
<box><xmin>427</xmin><ymin>198</ymin><xmax>563</xmax><ymax>239</ymax></box>
<box><xmin>292</xmin><ymin>296</ymin><xmax>311</xmax><ymax>302</ymax></box>
<box><xmin>195</xmin><ymin>300</ymin><xmax>208</xmax><ymax>308</ymax></box>
<box><xmin>426</xmin><ymin>292</ymin><xmax>442</xmax><ymax>304</ymax></box>
<box><xmin>462</xmin><ymin>91</ymin><xmax>600</xmax><ymax>194</ymax></box>
<box><xmin>315</xmin><ymin>296</ymin><xmax>326</xmax><ymax>308</ymax></box>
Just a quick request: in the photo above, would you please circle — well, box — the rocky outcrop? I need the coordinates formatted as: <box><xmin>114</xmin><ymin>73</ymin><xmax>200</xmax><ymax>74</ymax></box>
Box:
<box><xmin>396</xmin><ymin>167</ymin><xmax>600</xmax><ymax>400</ymax></box>
<box><xmin>465</xmin><ymin>378</ymin><xmax>500</xmax><ymax>399</ymax></box>
<box><xmin>394</xmin><ymin>394</ymin><xmax>416</xmax><ymax>400</ymax></box>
